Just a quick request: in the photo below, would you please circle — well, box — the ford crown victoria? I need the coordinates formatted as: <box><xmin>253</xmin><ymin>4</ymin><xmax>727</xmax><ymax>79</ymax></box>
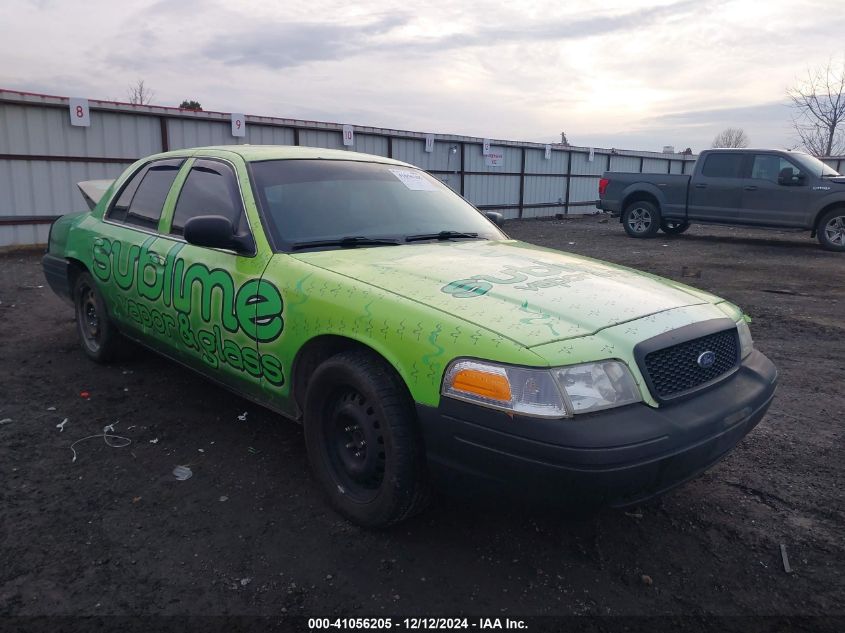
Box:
<box><xmin>43</xmin><ymin>146</ymin><xmax>778</xmax><ymax>526</ymax></box>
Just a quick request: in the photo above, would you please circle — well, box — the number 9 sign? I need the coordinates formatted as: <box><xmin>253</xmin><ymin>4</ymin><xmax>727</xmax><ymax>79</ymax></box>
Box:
<box><xmin>69</xmin><ymin>98</ymin><xmax>90</xmax><ymax>127</ymax></box>
<box><xmin>231</xmin><ymin>113</ymin><xmax>246</xmax><ymax>138</ymax></box>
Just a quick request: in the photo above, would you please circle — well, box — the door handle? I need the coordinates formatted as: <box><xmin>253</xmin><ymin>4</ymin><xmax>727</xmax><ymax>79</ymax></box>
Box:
<box><xmin>694</xmin><ymin>183</ymin><xmax>707</xmax><ymax>188</ymax></box>
<box><xmin>744</xmin><ymin>186</ymin><xmax>758</xmax><ymax>191</ymax></box>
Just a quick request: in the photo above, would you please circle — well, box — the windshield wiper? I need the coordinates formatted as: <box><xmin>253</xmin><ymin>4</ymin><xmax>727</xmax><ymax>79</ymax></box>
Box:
<box><xmin>291</xmin><ymin>236</ymin><xmax>401</xmax><ymax>250</ymax></box>
<box><xmin>405</xmin><ymin>230</ymin><xmax>480</xmax><ymax>243</ymax></box>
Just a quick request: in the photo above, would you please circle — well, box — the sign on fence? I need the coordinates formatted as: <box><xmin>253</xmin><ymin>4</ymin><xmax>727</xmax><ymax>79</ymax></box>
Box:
<box><xmin>342</xmin><ymin>125</ymin><xmax>354</xmax><ymax>146</ymax></box>
<box><xmin>485</xmin><ymin>148</ymin><xmax>504</xmax><ymax>167</ymax></box>
<box><xmin>69</xmin><ymin>98</ymin><xmax>90</xmax><ymax>127</ymax></box>
<box><xmin>425</xmin><ymin>134</ymin><xmax>435</xmax><ymax>153</ymax></box>
<box><xmin>231</xmin><ymin>113</ymin><xmax>245</xmax><ymax>137</ymax></box>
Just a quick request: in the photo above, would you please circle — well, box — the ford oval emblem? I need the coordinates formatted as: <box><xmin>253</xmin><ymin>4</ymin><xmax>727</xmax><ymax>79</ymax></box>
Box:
<box><xmin>697</xmin><ymin>350</ymin><xmax>716</xmax><ymax>369</ymax></box>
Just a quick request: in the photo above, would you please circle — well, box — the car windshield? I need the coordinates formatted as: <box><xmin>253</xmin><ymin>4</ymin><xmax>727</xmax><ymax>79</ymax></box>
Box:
<box><xmin>790</xmin><ymin>152</ymin><xmax>840</xmax><ymax>177</ymax></box>
<box><xmin>249</xmin><ymin>159</ymin><xmax>505</xmax><ymax>250</ymax></box>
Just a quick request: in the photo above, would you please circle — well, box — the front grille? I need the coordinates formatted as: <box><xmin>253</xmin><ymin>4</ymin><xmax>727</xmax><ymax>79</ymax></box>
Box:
<box><xmin>643</xmin><ymin>328</ymin><xmax>739</xmax><ymax>399</ymax></box>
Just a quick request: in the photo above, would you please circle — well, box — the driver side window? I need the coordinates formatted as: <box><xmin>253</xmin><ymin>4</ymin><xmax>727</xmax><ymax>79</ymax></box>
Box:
<box><xmin>170</xmin><ymin>159</ymin><xmax>246</xmax><ymax>236</ymax></box>
<box><xmin>752</xmin><ymin>155</ymin><xmax>802</xmax><ymax>184</ymax></box>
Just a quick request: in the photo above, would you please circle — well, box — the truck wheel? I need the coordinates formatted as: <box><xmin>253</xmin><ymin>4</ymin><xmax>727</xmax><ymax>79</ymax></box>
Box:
<box><xmin>817</xmin><ymin>208</ymin><xmax>845</xmax><ymax>251</ymax></box>
<box><xmin>73</xmin><ymin>272</ymin><xmax>128</xmax><ymax>363</ymax></box>
<box><xmin>304</xmin><ymin>349</ymin><xmax>430</xmax><ymax>527</ymax></box>
<box><xmin>622</xmin><ymin>201</ymin><xmax>661</xmax><ymax>238</ymax></box>
<box><xmin>660</xmin><ymin>219</ymin><xmax>690</xmax><ymax>235</ymax></box>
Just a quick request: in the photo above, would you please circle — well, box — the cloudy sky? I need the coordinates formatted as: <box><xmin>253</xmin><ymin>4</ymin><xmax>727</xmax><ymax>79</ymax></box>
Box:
<box><xmin>1</xmin><ymin>0</ymin><xmax>842</xmax><ymax>152</ymax></box>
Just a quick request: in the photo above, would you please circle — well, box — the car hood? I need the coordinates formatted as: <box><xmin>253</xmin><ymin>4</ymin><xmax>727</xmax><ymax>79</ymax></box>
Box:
<box><xmin>290</xmin><ymin>239</ymin><xmax>718</xmax><ymax>348</ymax></box>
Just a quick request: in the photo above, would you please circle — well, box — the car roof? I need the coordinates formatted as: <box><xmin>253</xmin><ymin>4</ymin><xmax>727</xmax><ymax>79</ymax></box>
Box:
<box><xmin>154</xmin><ymin>144</ymin><xmax>414</xmax><ymax>166</ymax></box>
<box><xmin>705</xmin><ymin>148</ymin><xmax>807</xmax><ymax>154</ymax></box>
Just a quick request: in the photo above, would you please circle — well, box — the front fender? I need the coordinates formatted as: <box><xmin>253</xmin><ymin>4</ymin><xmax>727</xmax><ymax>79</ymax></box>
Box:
<box><xmin>810</xmin><ymin>192</ymin><xmax>845</xmax><ymax>229</ymax></box>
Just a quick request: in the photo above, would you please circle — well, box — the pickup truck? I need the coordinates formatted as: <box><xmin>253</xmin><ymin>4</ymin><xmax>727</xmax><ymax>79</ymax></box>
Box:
<box><xmin>597</xmin><ymin>148</ymin><xmax>845</xmax><ymax>251</ymax></box>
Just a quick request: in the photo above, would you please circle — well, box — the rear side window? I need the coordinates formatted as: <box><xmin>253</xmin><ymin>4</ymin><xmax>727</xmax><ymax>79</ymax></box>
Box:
<box><xmin>170</xmin><ymin>159</ymin><xmax>245</xmax><ymax>236</ymax></box>
<box><xmin>108</xmin><ymin>159</ymin><xmax>183</xmax><ymax>229</ymax></box>
<box><xmin>701</xmin><ymin>153</ymin><xmax>745</xmax><ymax>178</ymax></box>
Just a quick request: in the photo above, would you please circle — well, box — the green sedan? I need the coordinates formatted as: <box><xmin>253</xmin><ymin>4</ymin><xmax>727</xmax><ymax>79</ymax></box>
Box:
<box><xmin>43</xmin><ymin>145</ymin><xmax>778</xmax><ymax>526</ymax></box>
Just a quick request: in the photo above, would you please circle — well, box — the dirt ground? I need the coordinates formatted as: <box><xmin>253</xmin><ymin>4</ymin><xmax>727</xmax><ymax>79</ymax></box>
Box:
<box><xmin>1</xmin><ymin>217</ymin><xmax>843</xmax><ymax>624</ymax></box>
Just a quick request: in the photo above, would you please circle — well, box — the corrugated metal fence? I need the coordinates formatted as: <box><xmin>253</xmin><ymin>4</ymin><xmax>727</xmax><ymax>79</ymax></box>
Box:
<box><xmin>2</xmin><ymin>88</ymin><xmax>699</xmax><ymax>247</ymax></box>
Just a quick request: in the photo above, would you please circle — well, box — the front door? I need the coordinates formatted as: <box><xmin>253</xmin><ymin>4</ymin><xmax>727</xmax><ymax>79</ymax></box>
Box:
<box><xmin>152</xmin><ymin>157</ymin><xmax>276</xmax><ymax>402</ymax></box>
<box><xmin>739</xmin><ymin>153</ymin><xmax>808</xmax><ymax>227</ymax></box>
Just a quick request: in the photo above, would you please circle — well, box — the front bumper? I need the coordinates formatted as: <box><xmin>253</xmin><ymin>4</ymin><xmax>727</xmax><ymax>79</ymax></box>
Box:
<box><xmin>418</xmin><ymin>350</ymin><xmax>777</xmax><ymax>507</ymax></box>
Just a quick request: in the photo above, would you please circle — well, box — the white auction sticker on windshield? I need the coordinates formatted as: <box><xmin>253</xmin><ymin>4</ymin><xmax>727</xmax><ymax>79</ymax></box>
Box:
<box><xmin>389</xmin><ymin>168</ymin><xmax>438</xmax><ymax>191</ymax></box>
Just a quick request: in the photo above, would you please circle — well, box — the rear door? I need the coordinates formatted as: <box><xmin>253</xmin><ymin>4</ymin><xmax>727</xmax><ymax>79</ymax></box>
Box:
<box><xmin>92</xmin><ymin>158</ymin><xmax>184</xmax><ymax>341</ymax></box>
<box><xmin>687</xmin><ymin>152</ymin><xmax>746</xmax><ymax>223</ymax></box>
<box><xmin>739</xmin><ymin>153</ymin><xmax>808</xmax><ymax>226</ymax></box>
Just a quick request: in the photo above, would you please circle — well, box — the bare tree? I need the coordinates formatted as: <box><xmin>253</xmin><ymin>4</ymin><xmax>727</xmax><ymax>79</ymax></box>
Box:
<box><xmin>788</xmin><ymin>57</ymin><xmax>845</xmax><ymax>157</ymax></box>
<box><xmin>712</xmin><ymin>127</ymin><xmax>749</xmax><ymax>148</ymax></box>
<box><xmin>127</xmin><ymin>80</ymin><xmax>155</xmax><ymax>105</ymax></box>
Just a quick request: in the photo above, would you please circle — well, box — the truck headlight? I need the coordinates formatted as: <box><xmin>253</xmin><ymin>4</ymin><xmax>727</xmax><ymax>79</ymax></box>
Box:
<box><xmin>737</xmin><ymin>319</ymin><xmax>753</xmax><ymax>359</ymax></box>
<box><xmin>442</xmin><ymin>359</ymin><xmax>642</xmax><ymax>418</ymax></box>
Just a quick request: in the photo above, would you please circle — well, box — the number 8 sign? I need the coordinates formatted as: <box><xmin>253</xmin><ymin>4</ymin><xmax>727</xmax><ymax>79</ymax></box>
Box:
<box><xmin>231</xmin><ymin>113</ymin><xmax>246</xmax><ymax>138</ymax></box>
<box><xmin>69</xmin><ymin>98</ymin><xmax>90</xmax><ymax>127</ymax></box>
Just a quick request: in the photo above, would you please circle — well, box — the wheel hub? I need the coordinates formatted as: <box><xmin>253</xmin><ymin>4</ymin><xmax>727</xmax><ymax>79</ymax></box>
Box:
<box><xmin>77</xmin><ymin>286</ymin><xmax>101</xmax><ymax>350</ymax></box>
<box><xmin>825</xmin><ymin>216</ymin><xmax>845</xmax><ymax>246</ymax></box>
<box><xmin>628</xmin><ymin>207</ymin><xmax>652</xmax><ymax>233</ymax></box>
<box><xmin>328</xmin><ymin>391</ymin><xmax>385</xmax><ymax>491</ymax></box>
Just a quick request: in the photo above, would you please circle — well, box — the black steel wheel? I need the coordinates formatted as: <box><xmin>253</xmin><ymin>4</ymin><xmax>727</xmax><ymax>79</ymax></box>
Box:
<box><xmin>324</xmin><ymin>388</ymin><xmax>386</xmax><ymax>502</ymax></box>
<box><xmin>304</xmin><ymin>349</ymin><xmax>429</xmax><ymax>526</ymax></box>
<box><xmin>73</xmin><ymin>271</ymin><xmax>127</xmax><ymax>362</ymax></box>
<box><xmin>660</xmin><ymin>219</ymin><xmax>690</xmax><ymax>235</ymax></box>
<box><xmin>622</xmin><ymin>200</ymin><xmax>661</xmax><ymax>238</ymax></box>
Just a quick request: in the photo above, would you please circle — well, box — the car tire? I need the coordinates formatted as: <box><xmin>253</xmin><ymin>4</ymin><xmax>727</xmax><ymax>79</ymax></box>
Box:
<box><xmin>73</xmin><ymin>272</ymin><xmax>129</xmax><ymax>363</ymax></box>
<box><xmin>303</xmin><ymin>349</ymin><xmax>430</xmax><ymax>527</ymax></box>
<box><xmin>622</xmin><ymin>201</ymin><xmax>661</xmax><ymax>238</ymax></box>
<box><xmin>660</xmin><ymin>219</ymin><xmax>690</xmax><ymax>235</ymax></box>
<box><xmin>817</xmin><ymin>208</ymin><xmax>845</xmax><ymax>252</ymax></box>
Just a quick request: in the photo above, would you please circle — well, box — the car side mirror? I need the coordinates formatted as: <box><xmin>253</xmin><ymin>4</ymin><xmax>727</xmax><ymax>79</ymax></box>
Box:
<box><xmin>778</xmin><ymin>172</ymin><xmax>805</xmax><ymax>186</ymax></box>
<box><xmin>183</xmin><ymin>215</ymin><xmax>255</xmax><ymax>253</ymax></box>
<box><xmin>484</xmin><ymin>211</ymin><xmax>505</xmax><ymax>227</ymax></box>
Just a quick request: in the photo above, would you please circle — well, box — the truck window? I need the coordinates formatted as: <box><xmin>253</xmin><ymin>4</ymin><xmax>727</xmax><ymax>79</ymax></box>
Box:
<box><xmin>701</xmin><ymin>153</ymin><xmax>745</xmax><ymax>178</ymax></box>
<box><xmin>752</xmin><ymin>155</ymin><xmax>801</xmax><ymax>183</ymax></box>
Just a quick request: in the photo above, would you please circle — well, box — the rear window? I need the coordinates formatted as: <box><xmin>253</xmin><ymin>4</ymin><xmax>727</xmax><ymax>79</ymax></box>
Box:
<box><xmin>701</xmin><ymin>153</ymin><xmax>745</xmax><ymax>178</ymax></box>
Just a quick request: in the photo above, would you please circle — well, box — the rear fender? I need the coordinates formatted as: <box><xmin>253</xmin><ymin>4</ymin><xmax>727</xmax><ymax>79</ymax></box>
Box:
<box><xmin>620</xmin><ymin>183</ymin><xmax>666</xmax><ymax>217</ymax></box>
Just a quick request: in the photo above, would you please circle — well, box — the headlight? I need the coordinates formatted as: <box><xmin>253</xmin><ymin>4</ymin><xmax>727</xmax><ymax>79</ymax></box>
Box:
<box><xmin>551</xmin><ymin>360</ymin><xmax>642</xmax><ymax>414</ymax></box>
<box><xmin>442</xmin><ymin>359</ymin><xmax>642</xmax><ymax>418</ymax></box>
<box><xmin>737</xmin><ymin>319</ymin><xmax>753</xmax><ymax>359</ymax></box>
